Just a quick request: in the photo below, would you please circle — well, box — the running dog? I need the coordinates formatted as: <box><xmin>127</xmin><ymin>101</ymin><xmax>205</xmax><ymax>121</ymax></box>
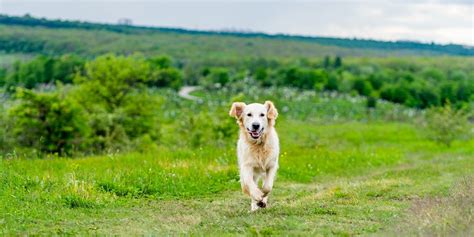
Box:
<box><xmin>229</xmin><ymin>101</ymin><xmax>279</xmax><ymax>211</ymax></box>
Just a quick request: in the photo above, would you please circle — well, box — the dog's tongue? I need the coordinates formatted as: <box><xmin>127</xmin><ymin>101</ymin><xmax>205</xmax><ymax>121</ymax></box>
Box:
<box><xmin>251</xmin><ymin>132</ymin><xmax>259</xmax><ymax>137</ymax></box>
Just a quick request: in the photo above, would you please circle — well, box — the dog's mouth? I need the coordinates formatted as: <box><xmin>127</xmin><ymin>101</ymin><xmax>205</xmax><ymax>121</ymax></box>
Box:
<box><xmin>247</xmin><ymin>128</ymin><xmax>264</xmax><ymax>139</ymax></box>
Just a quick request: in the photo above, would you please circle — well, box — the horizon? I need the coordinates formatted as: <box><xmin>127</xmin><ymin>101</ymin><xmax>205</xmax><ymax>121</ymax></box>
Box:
<box><xmin>3</xmin><ymin>13</ymin><xmax>472</xmax><ymax>48</ymax></box>
<box><xmin>1</xmin><ymin>0</ymin><xmax>472</xmax><ymax>46</ymax></box>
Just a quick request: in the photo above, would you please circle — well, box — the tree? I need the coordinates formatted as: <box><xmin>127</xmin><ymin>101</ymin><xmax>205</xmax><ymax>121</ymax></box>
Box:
<box><xmin>9</xmin><ymin>88</ymin><xmax>88</xmax><ymax>155</ymax></box>
<box><xmin>417</xmin><ymin>87</ymin><xmax>440</xmax><ymax>108</ymax></box>
<box><xmin>439</xmin><ymin>83</ymin><xmax>457</xmax><ymax>105</ymax></box>
<box><xmin>323</xmin><ymin>56</ymin><xmax>331</xmax><ymax>68</ymax></box>
<box><xmin>334</xmin><ymin>56</ymin><xmax>342</xmax><ymax>68</ymax></box>
<box><xmin>201</xmin><ymin>67</ymin><xmax>230</xmax><ymax>88</ymax></box>
<box><xmin>149</xmin><ymin>68</ymin><xmax>183</xmax><ymax>90</ymax></box>
<box><xmin>352</xmin><ymin>78</ymin><xmax>373</xmax><ymax>96</ymax></box>
<box><xmin>324</xmin><ymin>73</ymin><xmax>339</xmax><ymax>91</ymax></box>
<box><xmin>0</xmin><ymin>68</ymin><xmax>6</xmax><ymax>86</ymax></box>
<box><xmin>424</xmin><ymin>103</ymin><xmax>470</xmax><ymax>147</ymax></box>
<box><xmin>74</xmin><ymin>54</ymin><xmax>151</xmax><ymax>111</ymax></box>
<box><xmin>367</xmin><ymin>95</ymin><xmax>377</xmax><ymax>109</ymax></box>
<box><xmin>4</xmin><ymin>55</ymin><xmax>84</xmax><ymax>89</ymax></box>
<box><xmin>73</xmin><ymin>54</ymin><xmax>161</xmax><ymax>150</ymax></box>
<box><xmin>368</xmin><ymin>74</ymin><xmax>384</xmax><ymax>90</ymax></box>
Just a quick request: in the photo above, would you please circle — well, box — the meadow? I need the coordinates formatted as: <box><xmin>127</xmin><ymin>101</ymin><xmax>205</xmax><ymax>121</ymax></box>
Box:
<box><xmin>0</xmin><ymin>15</ymin><xmax>473</xmax><ymax>235</ymax></box>
<box><xmin>1</xmin><ymin>88</ymin><xmax>473</xmax><ymax>235</ymax></box>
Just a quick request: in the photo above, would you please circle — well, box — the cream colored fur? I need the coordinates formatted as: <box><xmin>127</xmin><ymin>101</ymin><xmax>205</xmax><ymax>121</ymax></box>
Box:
<box><xmin>229</xmin><ymin>101</ymin><xmax>279</xmax><ymax>212</ymax></box>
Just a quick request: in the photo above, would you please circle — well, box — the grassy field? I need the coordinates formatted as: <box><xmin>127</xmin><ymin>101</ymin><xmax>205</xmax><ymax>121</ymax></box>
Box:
<box><xmin>1</xmin><ymin>119</ymin><xmax>472</xmax><ymax>235</ymax></box>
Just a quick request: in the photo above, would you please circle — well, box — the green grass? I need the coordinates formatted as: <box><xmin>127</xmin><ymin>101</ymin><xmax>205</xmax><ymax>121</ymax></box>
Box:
<box><xmin>1</xmin><ymin>120</ymin><xmax>472</xmax><ymax>235</ymax></box>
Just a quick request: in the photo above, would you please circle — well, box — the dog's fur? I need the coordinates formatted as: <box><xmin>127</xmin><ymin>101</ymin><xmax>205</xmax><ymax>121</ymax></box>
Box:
<box><xmin>229</xmin><ymin>101</ymin><xmax>279</xmax><ymax>211</ymax></box>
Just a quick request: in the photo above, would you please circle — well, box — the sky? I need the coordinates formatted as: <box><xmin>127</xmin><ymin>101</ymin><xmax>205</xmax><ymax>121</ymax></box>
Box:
<box><xmin>1</xmin><ymin>0</ymin><xmax>473</xmax><ymax>46</ymax></box>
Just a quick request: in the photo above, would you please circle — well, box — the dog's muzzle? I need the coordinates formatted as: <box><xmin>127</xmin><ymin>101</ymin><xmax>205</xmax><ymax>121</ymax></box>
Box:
<box><xmin>247</xmin><ymin>127</ymin><xmax>264</xmax><ymax>139</ymax></box>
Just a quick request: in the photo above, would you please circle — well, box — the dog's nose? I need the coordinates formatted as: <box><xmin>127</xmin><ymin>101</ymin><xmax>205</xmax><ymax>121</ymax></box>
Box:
<box><xmin>252</xmin><ymin>122</ymin><xmax>260</xmax><ymax>130</ymax></box>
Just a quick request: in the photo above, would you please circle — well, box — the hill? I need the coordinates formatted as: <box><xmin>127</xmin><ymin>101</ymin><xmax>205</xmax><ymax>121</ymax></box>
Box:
<box><xmin>0</xmin><ymin>14</ymin><xmax>473</xmax><ymax>60</ymax></box>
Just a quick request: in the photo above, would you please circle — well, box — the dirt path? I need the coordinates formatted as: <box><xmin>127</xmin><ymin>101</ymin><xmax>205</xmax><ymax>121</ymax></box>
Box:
<box><xmin>178</xmin><ymin>86</ymin><xmax>201</xmax><ymax>101</ymax></box>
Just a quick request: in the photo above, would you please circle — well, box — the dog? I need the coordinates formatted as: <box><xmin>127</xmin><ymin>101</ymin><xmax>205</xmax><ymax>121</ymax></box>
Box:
<box><xmin>229</xmin><ymin>101</ymin><xmax>279</xmax><ymax>211</ymax></box>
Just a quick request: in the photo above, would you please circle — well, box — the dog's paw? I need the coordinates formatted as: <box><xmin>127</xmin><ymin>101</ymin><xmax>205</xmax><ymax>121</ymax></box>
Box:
<box><xmin>257</xmin><ymin>200</ymin><xmax>267</xmax><ymax>208</ymax></box>
<box><xmin>262</xmin><ymin>188</ymin><xmax>271</xmax><ymax>197</ymax></box>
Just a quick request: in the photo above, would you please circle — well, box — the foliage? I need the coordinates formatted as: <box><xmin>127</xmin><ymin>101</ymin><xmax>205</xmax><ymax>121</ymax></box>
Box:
<box><xmin>423</xmin><ymin>103</ymin><xmax>471</xmax><ymax>146</ymax></box>
<box><xmin>8</xmin><ymin>88</ymin><xmax>89</xmax><ymax>155</ymax></box>
<box><xmin>73</xmin><ymin>54</ymin><xmax>162</xmax><ymax>151</ymax></box>
<box><xmin>4</xmin><ymin>55</ymin><xmax>84</xmax><ymax>90</ymax></box>
<box><xmin>201</xmin><ymin>67</ymin><xmax>230</xmax><ymax>89</ymax></box>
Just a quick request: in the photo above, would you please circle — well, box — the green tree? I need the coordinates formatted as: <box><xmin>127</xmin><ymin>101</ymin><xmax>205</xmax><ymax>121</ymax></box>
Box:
<box><xmin>439</xmin><ymin>83</ymin><xmax>457</xmax><ymax>105</ymax></box>
<box><xmin>334</xmin><ymin>56</ymin><xmax>342</xmax><ymax>68</ymax></box>
<box><xmin>424</xmin><ymin>103</ymin><xmax>470</xmax><ymax>146</ymax></box>
<box><xmin>368</xmin><ymin>74</ymin><xmax>384</xmax><ymax>90</ymax></box>
<box><xmin>9</xmin><ymin>88</ymin><xmax>88</xmax><ymax>155</ymax></box>
<box><xmin>352</xmin><ymin>78</ymin><xmax>373</xmax><ymax>96</ymax></box>
<box><xmin>324</xmin><ymin>73</ymin><xmax>339</xmax><ymax>91</ymax></box>
<box><xmin>73</xmin><ymin>54</ymin><xmax>161</xmax><ymax>150</ymax></box>
<box><xmin>202</xmin><ymin>68</ymin><xmax>230</xmax><ymax>88</ymax></box>
<box><xmin>74</xmin><ymin>54</ymin><xmax>151</xmax><ymax>111</ymax></box>
<box><xmin>323</xmin><ymin>56</ymin><xmax>331</xmax><ymax>68</ymax></box>
<box><xmin>149</xmin><ymin>68</ymin><xmax>183</xmax><ymax>90</ymax></box>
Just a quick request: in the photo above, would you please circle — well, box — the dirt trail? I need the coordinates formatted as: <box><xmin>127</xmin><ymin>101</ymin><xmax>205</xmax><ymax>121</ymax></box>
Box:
<box><xmin>178</xmin><ymin>86</ymin><xmax>201</xmax><ymax>101</ymax></box>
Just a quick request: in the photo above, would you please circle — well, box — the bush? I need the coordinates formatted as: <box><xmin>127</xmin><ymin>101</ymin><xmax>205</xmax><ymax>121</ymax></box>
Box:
<box><xmin>424</xmin><ymin>103</ymin><xmax>471</xmax><ymax>147</ymax></box>
<box><xmin>148</xmin><ymin>56</ymin><xmax>183</xmax><ymax>90</ymax></box>
<box><xmin>367</xmin><ymin>95</ymin><xmax>377</xmax><ymax>109</ymax></box>
<box><xmin>324</xmin><ymin>73</ymin><xmax>339</xmax><ymax>91</ymax></box>
<box><xmin>4</xmin><ymin>55</ymin><xmax>84</xmax><ymax>90</ymax></box>
<box><xmin>73</xmin><ymin>54</ymin><xmax>161</xmax><ymax>151</ymax></box>
<box><xmin>8</xmin><ymin>88</ymin><xmax>88</xmax><ymax>155</ymax></box>
<box><xmin>352</xmin><ymin>78</ymin><xmax>373</xmax><ymax>96</ymax></box>
<box><xmin>201</xmin><ymin>68</ymin><xmax>230</xmax><ymax>89</ymax></box>
<box><xmin>279</xmin><ymin>67</ymin><xmax>327</xmax><ymax>90</ymax></box>
<box><xmin>0</xmin><ymin>102</ymin><xmax>13</xmax><ymax>154</ymax></box>
<box><xmin>149</xmin><ymin>68</ymin><xmax>183</xmax><ymax>90</ymax></box>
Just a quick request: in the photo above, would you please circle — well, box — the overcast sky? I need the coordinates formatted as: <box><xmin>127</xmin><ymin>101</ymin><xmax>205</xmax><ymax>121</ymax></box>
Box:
<box><xmin>1</xmin><ymin>0</ymin><xmax>473</xmax><ymax>45</ymax></box>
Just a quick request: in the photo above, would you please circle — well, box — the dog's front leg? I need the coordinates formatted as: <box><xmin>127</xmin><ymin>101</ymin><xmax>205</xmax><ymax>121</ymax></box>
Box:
<box><xmin>240</xmin><ymin>165</ymin><xmax>264</xmax><ymax>211</ymax></box>
<box><xmin>262</xmin><ymin>165</ymin><xmax>278</xmax><ymax>206</ymax></box>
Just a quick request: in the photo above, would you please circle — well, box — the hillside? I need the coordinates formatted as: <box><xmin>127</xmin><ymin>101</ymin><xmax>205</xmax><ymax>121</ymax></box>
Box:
<box><xmin>1</xmin><ymin>14</ymin><xmax>473</xmax><ymax>60</ymax></box>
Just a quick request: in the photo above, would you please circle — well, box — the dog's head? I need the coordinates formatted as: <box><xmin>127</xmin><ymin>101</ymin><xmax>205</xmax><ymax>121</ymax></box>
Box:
<box><xmin>229</xmin><ymin>101</ymin><xmax>278</xmax><ymax>140</ymax></box>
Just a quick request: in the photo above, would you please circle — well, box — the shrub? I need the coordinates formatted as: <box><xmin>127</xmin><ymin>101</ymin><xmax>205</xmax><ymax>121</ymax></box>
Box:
<box><xmin>0</xmin><ymin>68</ymin><xmax>6</xmax><ymax>87</ymax></box>
<box><xmin>352</xmin><ymin>78</ymin><xmax>373</xmax><ymax>96</ymax></box>
<box><xmin>367</xmin><ymin>95</ymin><xmax>377</xmax><ymax>109</ymax></box>
<box><xmin>4</xmin><ymin>55</ymin><xmax>84</xmax><ymax>90</ymax></box>
<box><xmin>417</xmin><ymin>87</ymin><xmax>440</xmax><ymax>108</ymax></box>
<box><xmin>279</xmin><ymin>67</ymin><xmax>327</xmax><ymax>90</ymax></box>
<box><xmin>254</xmin><ymin>67</ymin><xmax>272</xmax><ymax>87</ymax></box>
<box><xmin>149</xmin><ymin>67</ymin><xmax>183</xmax><ymax>90</ymax></box>
<box><xmin>8</xmin><ymin>88</ymin><xmax>88</xmax><ymax>155</ymax></box>
<box><xmin>0</xmin><ymin>102</ymin><xmax>13</xmax><ymax>154</ymax></box>
<box><xmin>368</xmin><ymin>74</ymin><xmax>384</xmax><ymax>90</ymax></box>
<box><xmin>324</xmin><ymin>73</ymin><xmax>339</xmax><ymax>91</ymax></box>
<box><xmin>424</xmin><ymin>103</ymin><xmax>470</xmax><ymax>147</ymax></box>
<box><xmin>73</xmin><ymin>54</ymin><xmax>161</xmax><ymax>151</ymax></box>
<box><xmin>201</xmin><ymin>68</ymin><xmax>230</xmax><ymax>89</ymax></box>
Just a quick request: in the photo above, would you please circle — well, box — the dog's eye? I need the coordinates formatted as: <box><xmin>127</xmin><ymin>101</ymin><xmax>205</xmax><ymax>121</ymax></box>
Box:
<box><xmin>260</xmin><ymin>113</ymin><xmax>265</xmax><ymax>117</ymax></box>
<box><xmin>247</xmin><ymin>113</ymin><xmax>252</xmax><ymax>117</ymax></box>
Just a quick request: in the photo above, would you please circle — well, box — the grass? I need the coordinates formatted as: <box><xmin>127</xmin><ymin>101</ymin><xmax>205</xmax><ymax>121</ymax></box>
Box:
<box><xmin>1</xmin><ymin>120</ymin><xmax>472</xmax><ymax>235</ymax></box>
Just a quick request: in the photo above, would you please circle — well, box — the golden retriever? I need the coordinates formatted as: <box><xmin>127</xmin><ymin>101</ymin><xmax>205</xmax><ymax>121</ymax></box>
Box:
<box><xmin>229</xmin><ymin>101</ymin><xmax>279</xmax><ymax>211</ymax></box>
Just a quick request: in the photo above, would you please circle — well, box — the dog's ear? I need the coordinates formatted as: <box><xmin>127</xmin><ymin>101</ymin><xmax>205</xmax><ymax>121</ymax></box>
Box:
<box><xmin>265</xmin><ymin>101</ymin><xmax>278</xmax><ymax>120</ymax></box>
<box><xmin>229</xmin><ymin>102</ymin><xmax>246</xmax><ymax>119</ymax></box>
